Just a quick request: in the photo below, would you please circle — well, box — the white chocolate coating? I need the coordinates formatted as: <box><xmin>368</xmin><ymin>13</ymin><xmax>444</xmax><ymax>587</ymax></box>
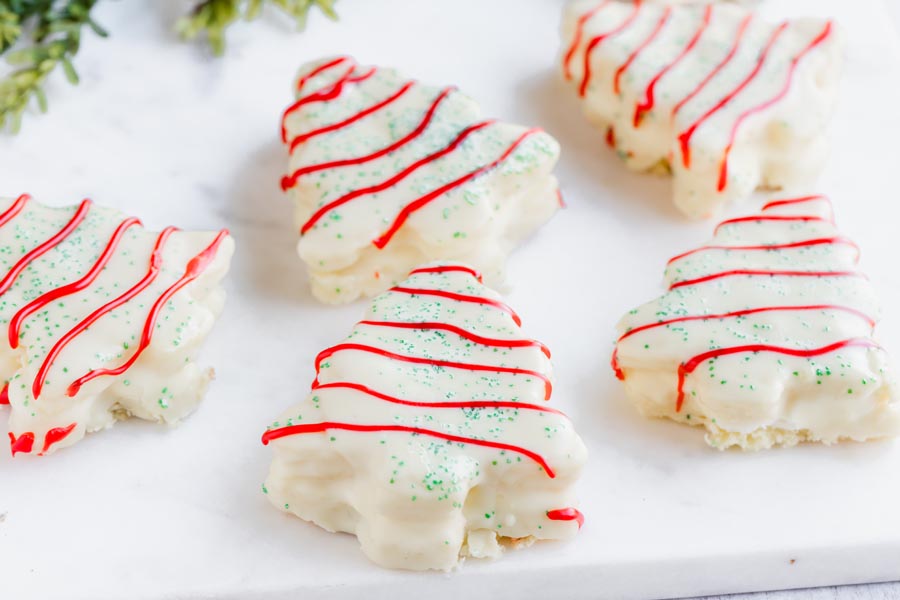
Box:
<box><xmin>262</xmin><ymin>263</ymin><xmax>587</xmax><ymax>570</ymax></box>
<box><xmin>561</xmin><ymin>1</ymin><xmax>842</xmax><ymax>218</ymax></box>
<box><xmin>1</xmin><ymin>196</ymin><xmax>234</xmax><ymax>455</ymax></box>
<box><xmin>615</xmin><ymin>195</ymin><xmax>900</xmax><ymax>449</ymax></box>
<box><xmin>282</xmin><ymin>57</ymin><xmax>562</xmax><ymax>304</ymax></box>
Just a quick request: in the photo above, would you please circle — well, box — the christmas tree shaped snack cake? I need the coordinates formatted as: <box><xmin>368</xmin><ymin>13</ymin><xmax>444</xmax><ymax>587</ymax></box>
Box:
<box><xmin>280</xmin><ymin>56</ymin><xmax>562</xmax><ymax>304</ymax></box>
<box><xmin>561</xmin><ymin>1</ymin><xmax>842</xmax><ymax>218</ymax></box>
<box><xmin>262</xmin><ymin>263</ymin><xmax>587</xmax><ymax>570</ymax></box>
<box><xmin>613</xmin><ymin>195</ymin><xmax>900</xmax><ymax>449</ymax></box>
<box><xmin>2</xmin><ymin>195</ymin><xmax>234</xmax><ymax>456</ymax></box>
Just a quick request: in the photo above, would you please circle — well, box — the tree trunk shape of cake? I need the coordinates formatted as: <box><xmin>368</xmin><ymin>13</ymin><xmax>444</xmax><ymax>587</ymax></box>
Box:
<box><xmin>281</xmin><ymin>56</ymin><xmax>563</xmax><ymax>304</ymax></box>
<box><xmin>262</xmin><ymin>263</ymin><xmax>587</xmax><ymax>570</ymax></box>
<box><xmin>1</xmin><ymin>195</ymin><xmax>234</xmax><ymax>456</ymax></box>
<box><xmin>613</xmin><ymin>194</ymin><xmax>899</xmax><ymax>449</ymax></box>
<box><xmin>561</xmin><ymin>1</ymin><xmax>842</xmax><ymax>218</ymax></box>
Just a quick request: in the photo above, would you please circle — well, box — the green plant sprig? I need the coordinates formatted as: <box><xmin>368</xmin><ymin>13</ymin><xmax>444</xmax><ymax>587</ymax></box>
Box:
<box><xmin>0</xmin><ymin>0</ymin><xmax>338</xmax><ymax>134</ymax></box>
<box><xmin>178</xmin><ymin>0</ymin><xmax>337</xmax><ymax>56</ymax></box>
<box><xmin>1</xmin><ymin>1</ymin><xmax>53</xmax><ymax>54</ymax></box>
<box><xmin>0</xmin><ymin>0</ymin><xmax>106</xmax><ymax>133</ymax></box>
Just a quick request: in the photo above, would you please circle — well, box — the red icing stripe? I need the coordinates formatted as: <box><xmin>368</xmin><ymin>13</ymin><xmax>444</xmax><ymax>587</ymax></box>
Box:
<box><xmin>714</xmin><ymin>214</ymin><xmax>832</xmax><ymax>234</ymax></box>
<box><xmin>41</xmin><ymin>423</ymin><xmax>76</xmax><ymax>454</ymax></box>
<box><xmin>281</xmin><ymin>66</ymin><xmax>376</xmax><ymax>142</ymax></box>
<box><xmin>761</xmin><ymin>194</ymin><xmax>829</xmax><ymax>212</ymax></box>
<box><xmin>563</xmin><ymin>0</ymin><xmax>611</xmax><ymax>80</ymax></box>
<box><xmin>8</xmin><ymin>217</ymin><xmax>142</xmax><ymax>349</ymax></box>
<box><xmin>9</xmin><ymin>431</ymin><xmax>34</xmax><ymax>456</ymax></box>
<box><xmin>65</xmin><ymin>230</ymin><xmax>229</xmax><ymax>397</ymax></box>
<box><xmin>314</xmin><ymin>343</ymin><xmax>552</xmax><ymax>400</ymax></box>
<box><xmin>610</xmin><ymin>349</ymin><xmax>625</xmax><ymax>381</ymax></box>
<box><xmin>672</xmin><ymin>13</ymin><xmax>753</xmax><ymax>119</ymax></box>
<box><xmin>299</xmin><ymin>120</ymin><xmax>496</xmax><ymax>235</ymax></box>
<box><xmin>678</xmin><ymin>21</ymin><xmax>787</xmax><ymax>169</ymax></box>
<box><xmin>547</xmin><ymin>507</ymin><xmax>584</xmax><ymax>528</ymax></box>
<box><xmin>0</xmin><ymin>194</ymin><xmax>30</xmax><ymax>227</ymax></box>
<box><xmin>605</xmin><ymin>126</ymin><xmax>616</xmax><ymax>148</ymax></box>
<box><xmin>388</xmin><ymin>286</ymin><xmax>522</xmax><ymax>326</ymax></box>
<box><xmin>358</xmin><ymin>320</ymin><xmax>551</xmax><ymax>358</ymax></box>
<box><xmin>32</xmin><ymin>227</ymin><xmax>178</xmax><ymax>400</ymax></box>
<box><xmin>619</xmin><ymin>304</ymin><xmax>875</xmax><ymax>344</ymax></box>
<box><xmin>669</xmin><ymin>269</ymin><xmax>862</xmax><ymax>291</ymax></box>
<box><xmin>311</xmin><ymin>381</ymin><xmax>564</xmax><ymax>415</ymax></box>
<box><xmin>611</xmin><ymin>304</ymin><xmax>875</xmax><ymax>380</ymax></box>
<box><xmin>372</xmin><ymin>129</ymin><xmax>539</xmax><ymax>249</ymax></box>
<box><xmin>579</xmin><ymin>0</ymin><xmax>643</xmax><ymax>97</ymax></box>
<box><xmin>296</xmin><ymin>56</ymin><xmax>350</xmax><ymax>93</ymax></box>
<box><xmin>281</xmin><ymin>87</ymin><xmax>455</xmax><ymax>191</ymax></box>
<box><xmin>408</xmin><ymin>264</ymin><xmax>482</xmax><ymax>282</ymax></box>
<box><xmin>282</xmin><ymin>63</ymin><xmax>357</xmax><ymax>139</ymax></box>
<box><xmin>676</xmin><ymin>338</ymin><xmax>879</xmax><ymax>411</ymax></box>
<box><xmin>288</xmin><ymin>80</ymin><xmax>415</xmax><ymax>152</ymax></box>
<box><xmin>0</xmin><ymin>382</ymin><xmax>8</xmax><ymax>405</ymax></box>
<box><xmin>0</xmin><ymin>199</ymin><xmax>91</xmax><ymax>298</ymax></box>
<box><xmin>634</xmin><ymin>5</ymin><xmax>712</xmax><ymax>127</ymax></box>
<box><xmin>261</xmin><ymin>422</ymin><xmax>557</xmax><ymax>478</ymax></box>
<box><xmin>717</xmin><ymin>23</ymin><xmax>833</xmax><ymax>191</ymax></box>
<box><xmin>614</xmin><ymin>6</ymin><xmax>672</xmax><ymax>95</ymax></box>
<box><xmin>666</xmin><ymin>236</ymin><xmax>861</xmax><ymax>265</ymax></box>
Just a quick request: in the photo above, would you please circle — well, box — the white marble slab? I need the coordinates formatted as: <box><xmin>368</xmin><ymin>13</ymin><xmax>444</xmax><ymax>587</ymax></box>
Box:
<box><xmin>1</xmin><ymin>1</ymin><xmax>900</xmax><ymax>599</ymax></box>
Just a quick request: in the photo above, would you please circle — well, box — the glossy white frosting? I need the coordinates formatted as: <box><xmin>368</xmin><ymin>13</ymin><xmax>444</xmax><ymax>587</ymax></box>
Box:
<box><xmin>282</xmin><ymin>57</ymin><xmax>562</xmax><ymax>304</ymax></box>
<box><xmin>615</xmin><ymin>195</ymin><xmax>900</xmax><ymax>449</ymax></box>
<box><xmin>1</xmin><ymin>196</ymin><xmax>234</xmax><ymax>455</ymax></box>
<box><xmin>263</xmin><ymin>263</ymin><xmax>587</xmax><ymax>570</ymax></box>
<box><xmin>561</xmin><ymin>1</ymin><xmax>842</xmax><ymax>218</ymax></box>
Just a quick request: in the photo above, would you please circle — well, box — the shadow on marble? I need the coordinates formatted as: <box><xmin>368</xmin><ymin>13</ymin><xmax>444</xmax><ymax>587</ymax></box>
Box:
<box><xmin>224</xmin><ymin>139</ymin><xmax>317</xmax><ymax>305</ymax></box>
<box><xmin>516</xmin><ymin>69</ymin><xmax>683</xmax><ymax>223</ymax></box>
<box><xmin>146</xmin><ymin>0</ymin><xmax>191</xmax><ymax>43</ymax></box>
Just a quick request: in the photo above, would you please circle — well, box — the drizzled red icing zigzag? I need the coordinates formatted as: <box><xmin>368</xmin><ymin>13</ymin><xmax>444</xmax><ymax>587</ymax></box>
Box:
<box><xmin>280</xmin><ymin>59</ymin><xmax>544</xmax><ymax>250</ymax></box>
<box><xmin>612</xmin><ymin>195</ymin><xmax>878</xmax><ymax>413</ymax></box>
<box><xmin>261</xmin><ymin>265</ymin><xmax>581</xmax><ymax>526</ymax></box>
<box><xmin>565</xmin><ymin>1</ymin><xmax>834</xmax><ymax>194</ymax></box>
<box><xmin>3</xmin><ymin>195</ymin><xmax>228</xmax><ymax>456</ymax></box>
<box><xmin>633</xmin><ymin>4</ymin><xmax>712</xmax><ymax>127</ymax></box>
